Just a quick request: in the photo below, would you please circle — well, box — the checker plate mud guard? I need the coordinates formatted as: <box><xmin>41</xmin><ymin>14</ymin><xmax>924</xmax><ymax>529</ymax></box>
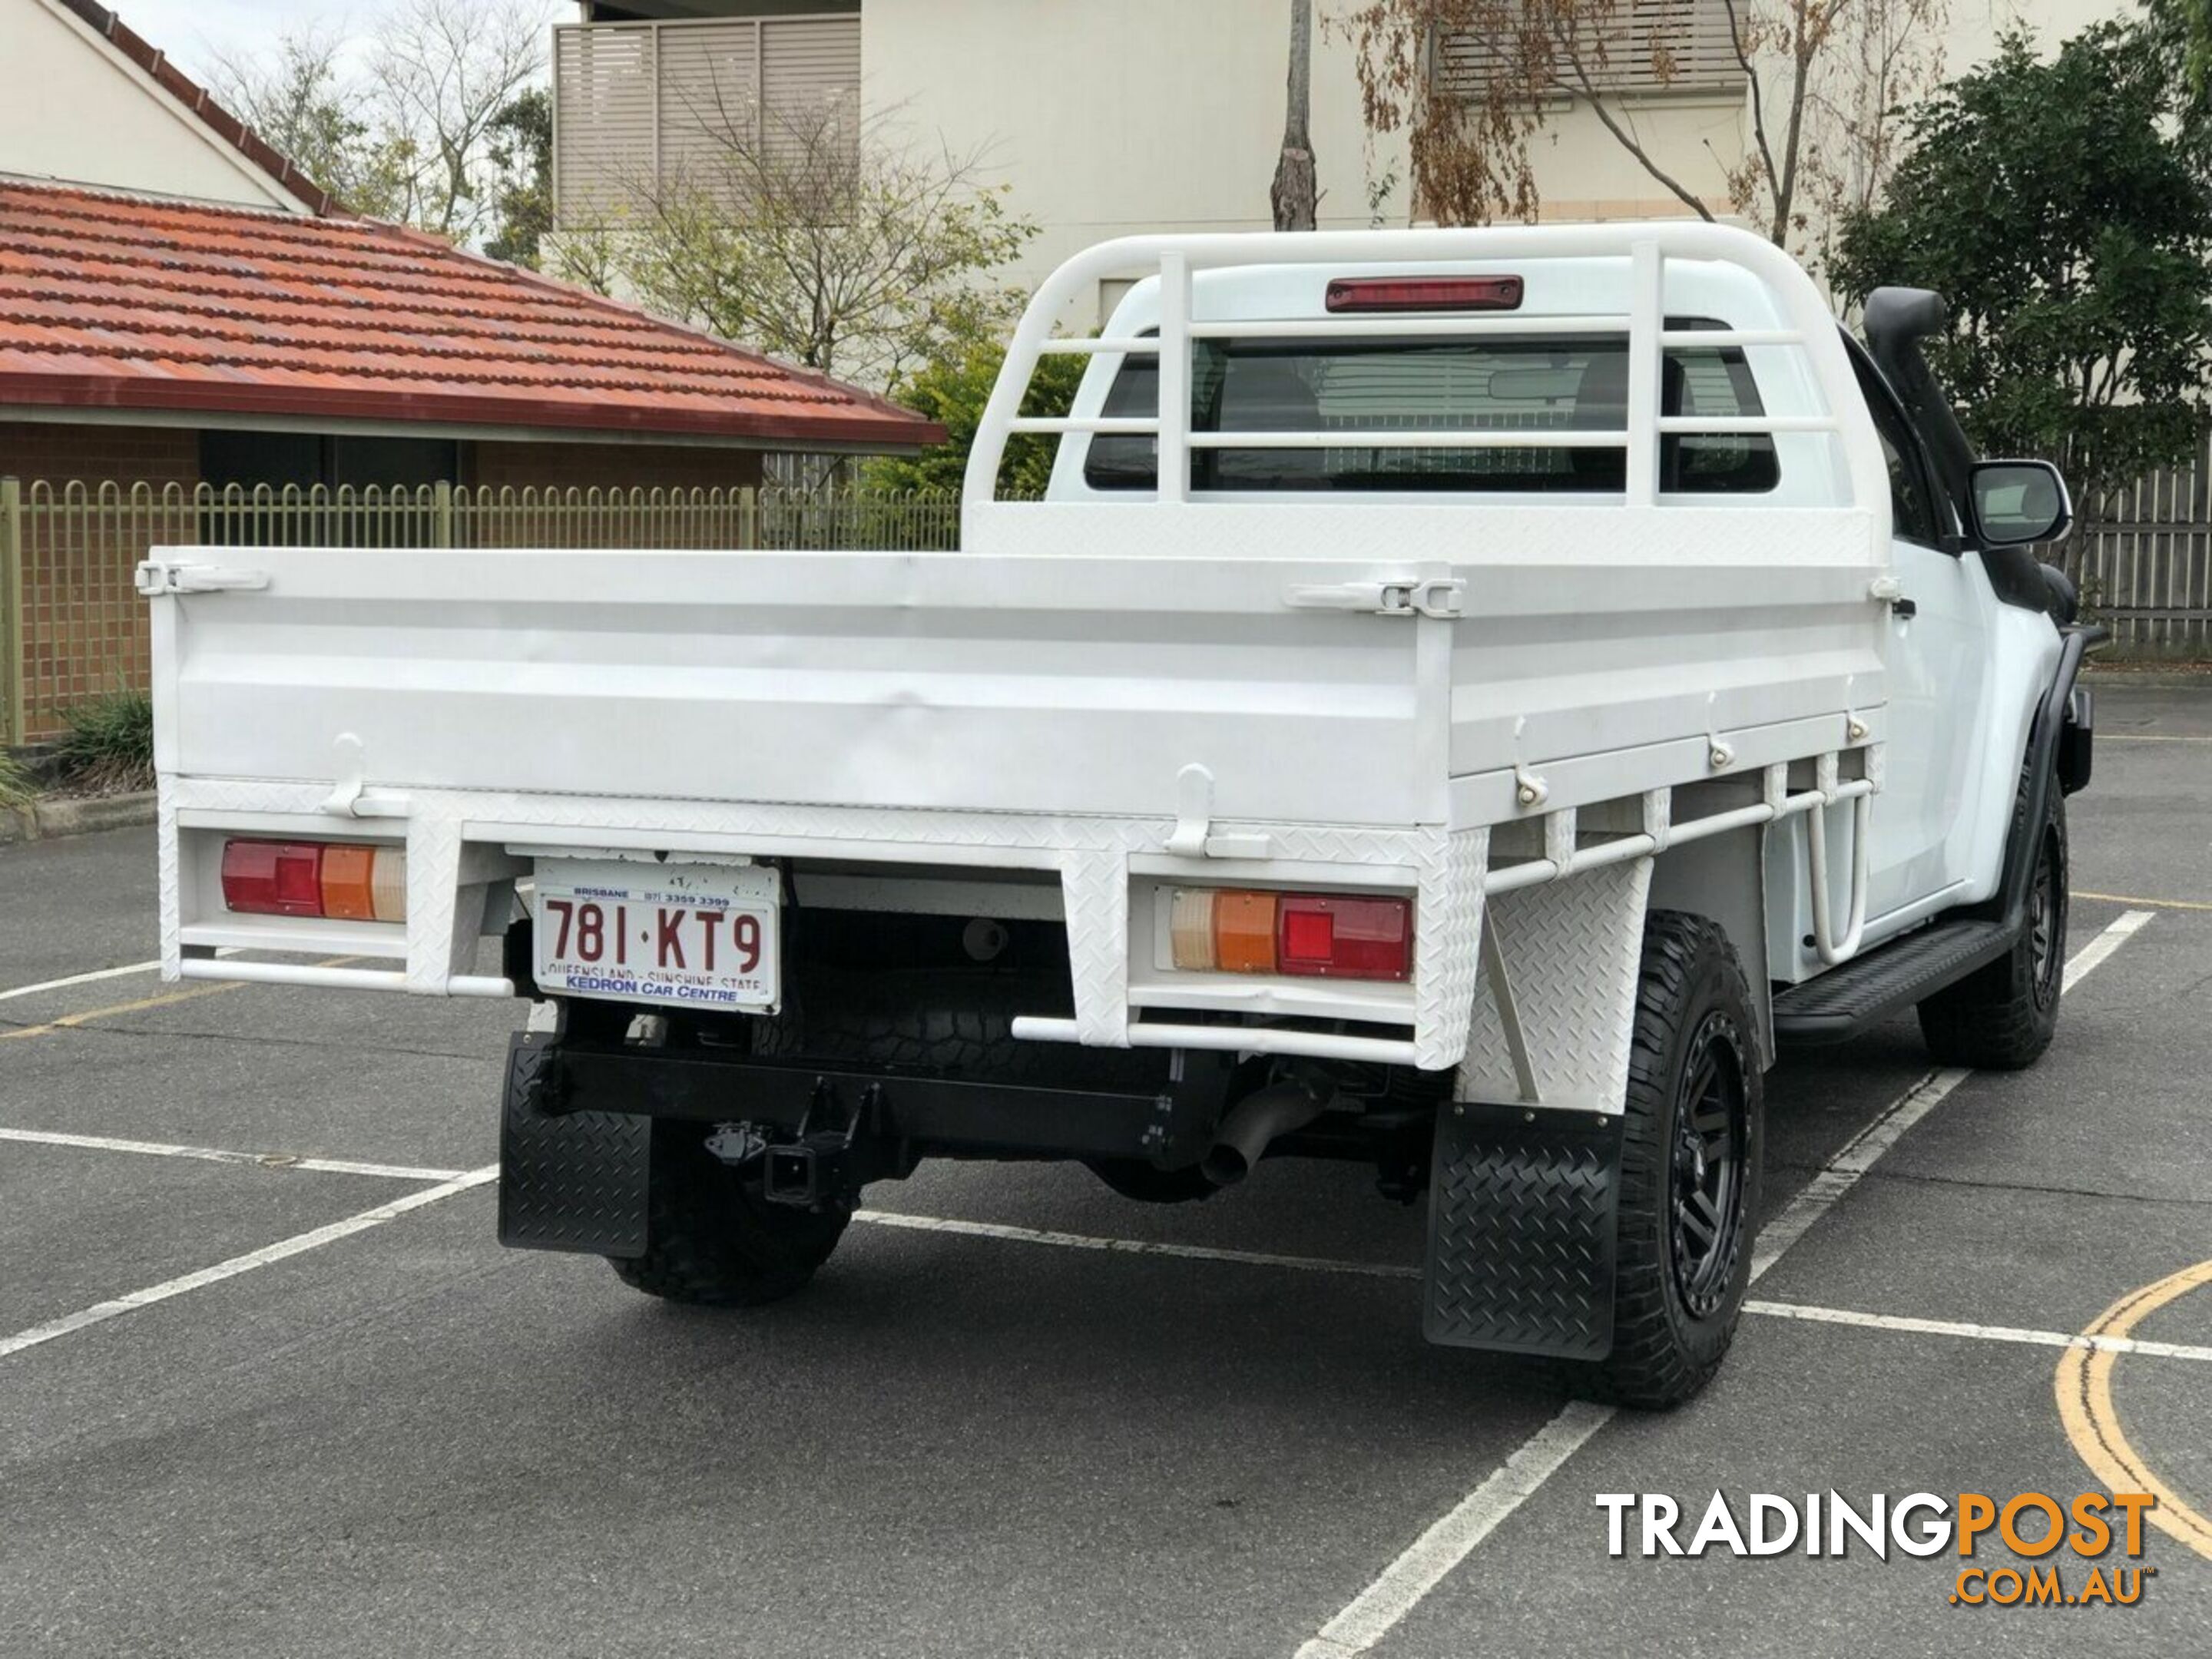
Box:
<box><xmin>497</xmin><ymin>1031</ymin><xmax>652</xmax><ymax>1257</ymax></box>
<box><xmin>1425</xmin><ymin>1104</ymin><xmax>1624</xmax><ymax>1357</ymax></box>
<box><xmin>1424</xmin><ymin>862</ymin><xmax>1649</xmax><ymax>1359</ymax></box>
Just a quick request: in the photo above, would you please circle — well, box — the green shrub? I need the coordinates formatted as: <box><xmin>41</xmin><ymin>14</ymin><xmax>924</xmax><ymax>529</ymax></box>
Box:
<box><xmin>55</xmin><ymin>690</ymin><xmax>154</xmax><ymax>793</ymax></box>
<box><xmin>0</xmin><ymin>747</ymin><xmax>31</xmax><ymax>810</ymax></box>
<box><xmin>862</xmin><ymin>330</ymin><xmax>1088</xmax><ymax>499</ymax></box>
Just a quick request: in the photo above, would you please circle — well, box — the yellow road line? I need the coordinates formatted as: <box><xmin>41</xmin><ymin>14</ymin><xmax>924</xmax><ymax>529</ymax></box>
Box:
<box><xmin>2056</xmin><ymin>1259</ymin><xmax>2212</xmax><ymax>1561</ymax></box>
<box><xmin>2101</xmin><ymin>733</ymin><xmax>2212</xmax><ymax>744</ymax></box>
<box><xmin>0</xmin><ymin>979</ymin><xmax>240</xmax><ymax>1041</ymax></box>
<box><xmin>2073</xmin><ymin>890</ymin><xmax>2212</xmax><ymax>913</ymax></box>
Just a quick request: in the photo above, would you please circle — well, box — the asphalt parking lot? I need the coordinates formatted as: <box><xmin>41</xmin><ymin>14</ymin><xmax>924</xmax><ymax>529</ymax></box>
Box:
<box><xmin>2</xmin><ymin>682</ymin><xmax>2207</xmax><ymax>1659</ymax></box>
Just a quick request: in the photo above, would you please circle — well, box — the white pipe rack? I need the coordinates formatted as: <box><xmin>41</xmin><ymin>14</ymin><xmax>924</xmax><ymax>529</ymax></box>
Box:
<box><xmin>965</xmin><ymin>221</ymin><xmax>1887</xmax><ymax>516</ymax></box>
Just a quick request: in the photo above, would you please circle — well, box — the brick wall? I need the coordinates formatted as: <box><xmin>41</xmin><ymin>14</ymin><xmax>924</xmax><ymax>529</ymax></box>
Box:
<box><xmin>0</xmin><ymin>420</ymin><xmax>198</xmax><ymax>488</ymax></box>
<box><xmin>465</xmin><ymin>439</ymin><xmax>764</xmax><ymax>494</ymax></box>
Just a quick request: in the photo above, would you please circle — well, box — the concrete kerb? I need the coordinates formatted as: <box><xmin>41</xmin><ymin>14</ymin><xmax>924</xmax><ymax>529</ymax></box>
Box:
<box><xmin>0</xmin><ymin>790</ymin><xmax>156</xmax><ymax>846</ymax></box>
<box><xmin>2080</xmin><ymin>664</ymin><xmax>2212</xmax><ymax>690</ymax></box>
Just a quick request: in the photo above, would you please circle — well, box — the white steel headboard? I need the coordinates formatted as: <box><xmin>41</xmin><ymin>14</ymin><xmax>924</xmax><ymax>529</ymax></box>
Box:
<box><xmin>962</xmin><ymin>222</ymin><xmax>1886</xmax><ymax>519</ymax></box>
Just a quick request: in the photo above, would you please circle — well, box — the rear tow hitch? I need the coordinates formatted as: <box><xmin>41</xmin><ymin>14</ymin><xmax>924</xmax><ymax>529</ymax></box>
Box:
<box><xmin>722</xmin><ymin>1078</ymin><xmax>889</xmax><ymax>1211</ymax></box>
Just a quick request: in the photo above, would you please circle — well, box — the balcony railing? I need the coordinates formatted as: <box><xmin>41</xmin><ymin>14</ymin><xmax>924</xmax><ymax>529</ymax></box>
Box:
<box><xmin>552</xmin><ymin>14</ymin><xmax>862</xmax><ymax>227</ymax></box>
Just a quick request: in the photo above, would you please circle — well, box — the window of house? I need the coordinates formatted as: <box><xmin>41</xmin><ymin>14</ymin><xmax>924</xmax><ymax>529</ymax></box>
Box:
<box><xmin>1082</xmin><ymin>328</ymin><xmax>1778</xmax><ymax>495</ymax></box>
<box><xmin>199</xmin><ymin>432</ymin><xmax>458</xmax><ymax>494</ymax></box>
<box><xmin>197</xmin><ymin>431</ymin><xmax>459</xmax><ymax>545</ymax></box>
<box><xmin>1437</xmin><ymin>0</ymin><xmax>1747</xmax><ymax>98</ymax></box>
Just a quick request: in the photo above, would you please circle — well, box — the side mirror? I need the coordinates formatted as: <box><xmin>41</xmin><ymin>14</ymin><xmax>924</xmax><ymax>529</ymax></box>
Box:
<box><xmin>1970</xmin><ymin>459</ymin><xmax>2071</xmax><ymax>547</ymax></box>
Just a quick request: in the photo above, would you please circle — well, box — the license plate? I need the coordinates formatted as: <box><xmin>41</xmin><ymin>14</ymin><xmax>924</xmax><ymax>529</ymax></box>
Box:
<box><xmin>533</xmin><ymin>859</ymin><xmax>779</xmax><ymax>1012</ymax></box>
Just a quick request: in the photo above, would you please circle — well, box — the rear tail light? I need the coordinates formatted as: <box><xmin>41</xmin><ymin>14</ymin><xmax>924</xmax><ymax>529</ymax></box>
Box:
<box><xmin>1213</xmin><ymin>889</ymin><xmax>1279</xmax><ymax>974</ymax></box>
<box><xmin>1167</xmin><ymin>889</ymin><xmax>1412</xmax><ymax>982</ymax></box>
<box><xmin>221</xmin><ymin>839</ymin><xmax>407</xmax><ymax>922</ymax></box>
<box><xmin>1325</xmin><ymin>276</ymin><xmax>1523</xmax><ymax>313</ymax></box>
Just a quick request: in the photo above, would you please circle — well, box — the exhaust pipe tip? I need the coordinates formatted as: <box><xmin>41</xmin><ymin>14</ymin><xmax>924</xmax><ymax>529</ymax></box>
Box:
<box><xmin>1199</xmin><ymin>1144</ymin><xmax>1253</xmax><ymax>1187</ymax></box>
<box><xmin>1200</xmin><ymin>1078</ymin><xmax>1331</xmax><ymax>1188</ymax></box>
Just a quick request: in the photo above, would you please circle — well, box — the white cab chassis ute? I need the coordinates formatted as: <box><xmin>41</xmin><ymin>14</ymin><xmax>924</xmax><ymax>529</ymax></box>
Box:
<box><xmin>144</xmin><ymin>226</ymin><xmax>2097</xmax><ymax>1407</ymax></box>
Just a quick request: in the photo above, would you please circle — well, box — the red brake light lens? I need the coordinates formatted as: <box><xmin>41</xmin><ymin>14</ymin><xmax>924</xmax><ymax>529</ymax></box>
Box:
<box><xmin>1325</xmin><ymin>276</ymin><xmax>1523</xmax><ymax>313</ymax></box>
<box><xmin>1282</xmin><ymin>906</ymin><xmax>1334</xmax><ymax>963</ymax></box>
<box><xmin>220</xmin><ymin>839</ymin><xmax>407</xmax><ymax>922</ymax></box>
<box><xmin>1277</xmin><ymin>894</ymin><xmax>1412</xmax><ymax>980</ymax></box>
<box><xmin>221</xmin><ymin>839</ymin><xmax>325</xmax><ymax>916</ymax></box>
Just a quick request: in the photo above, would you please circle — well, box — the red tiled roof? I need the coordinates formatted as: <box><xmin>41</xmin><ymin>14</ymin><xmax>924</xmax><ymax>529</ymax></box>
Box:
<box><xmin>0</xmin><ymin>183</ymin><xmax>943</xmax><ymax>449</ymax></box>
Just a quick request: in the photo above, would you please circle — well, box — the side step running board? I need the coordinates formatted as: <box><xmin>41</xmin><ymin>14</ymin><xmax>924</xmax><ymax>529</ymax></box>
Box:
<box><xmin>1772</xmin><ymin>918</ymin><xmax>2017</xmax><ymax>1045</ymax></box>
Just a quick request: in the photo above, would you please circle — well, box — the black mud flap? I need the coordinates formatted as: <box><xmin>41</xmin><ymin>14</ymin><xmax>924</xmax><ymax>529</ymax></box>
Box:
<box><xmin>1424</xmin><ymin>1102</ymin><xmax>1624</xmax><ymax>1360</ymax></box>
<box><xmin>496</xmin><ymin>1032</ymin><xmax>652</xmax><ymax>1257</ymax></box>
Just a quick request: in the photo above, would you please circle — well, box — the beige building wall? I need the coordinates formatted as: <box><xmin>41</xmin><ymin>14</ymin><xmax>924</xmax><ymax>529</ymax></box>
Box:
<box><xmin>859</xmin><ymin>0</ymin><xmax>1412</xmax><ymax>329</ymax></box>
<box><xmin>1937</xmin><ymin>0</ymin><xmax>2134</xmax><ymax>69</ymax></box>
<box><xmin>0</xmin><ymin>0</ymin><xmax>303</xmax><ymax>212</ymax></box>
<box><xmin>1518</xmin><ymin>94</ymin><xmax>1745</xmax><ymax>224</ymax></box>
<box><xmin>1508</xmin><ymin>0</ymin><xmax>2136</xmax><ymax>227</ymax></box>
<box><xmin>853</xmin><ymin>0</ymin><xmax>2138</xmax><ymax>325</ymax></box>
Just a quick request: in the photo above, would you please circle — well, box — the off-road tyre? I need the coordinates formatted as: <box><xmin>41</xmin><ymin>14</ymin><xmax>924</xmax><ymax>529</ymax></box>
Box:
<box><xmin>608</xmin><ymin>1127</ymin><xmax>848</xmax><ymax>1306</ymax></box>
<box><xmin>1918</xmin><ymin>797</ymin><xmax>2067</xmax><ymax>1070</ymax></box>
<box><xmin>1562</xmin><ymin>910</ymin><xmax>1763</xmax><ymax>1411</ymax></box>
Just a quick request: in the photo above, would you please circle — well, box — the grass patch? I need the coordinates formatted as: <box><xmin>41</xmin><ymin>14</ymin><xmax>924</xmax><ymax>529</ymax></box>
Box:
<box><xmin>54</xmin><ymin>690</ymin><xmax>154</xmax><ymax>794</ymax></box>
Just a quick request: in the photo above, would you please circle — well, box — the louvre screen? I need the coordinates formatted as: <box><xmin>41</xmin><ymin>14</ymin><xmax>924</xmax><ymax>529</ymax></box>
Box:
<box><xmin>1437</xmin><ymin>0</ymin><xmax>1747</xmax><ymax>98</ymax></box>
<box><xmin>555</xmin><ymin>15</ymin><xmax>862</xmax><ymax>224</ymax></box>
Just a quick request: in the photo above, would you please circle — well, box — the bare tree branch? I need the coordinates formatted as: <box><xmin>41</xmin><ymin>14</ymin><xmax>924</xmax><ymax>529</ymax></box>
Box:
<box><xmin>1336</xmin><ymin>0</ymin><xmax>1948</xmax><ymax>257</ymax></box>
<box><xmin>369</xmin><ymin>0</ymin><xmax>545</xmax><ymax>242</ymax></box>
<box><xmin>587</xmin><ymin>91</ymin><xmax>1039</xmax><ymax>388</ymax></box>
<box><xmin>209</xmin><ymin>0</ymin><xmax>553</xmax><ymax>248</ymax></box>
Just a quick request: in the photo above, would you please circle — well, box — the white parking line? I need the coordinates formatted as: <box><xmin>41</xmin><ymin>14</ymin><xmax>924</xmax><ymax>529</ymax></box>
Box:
<box><xmin>0</xmin><ymin>948</ymin><xmax>245</xmax><ymax>1005</ymax></box>
<box><xmin>2060</xmin><ymin>906</ymin><xmax>2154</xmax><ymax>988</ymax></box>
<box><xmin>852</xmin><ymin>1214</ymin><xmax>2212</xmax><ymax>1366</ymax></box>
<box><xmin>0</xmin><ymin>959</ymin><xmax>162</xmax><ymax>1003</ymax></box>
<box><xmin>0</xmin><ymin>1166</ymin><xmax>498</xmax><ymax>1361</ymax></box>
<box><xmin>1743</xmin><ymin>1299</ymin><xmax>2212</xmax><ymax>1365</ymax></box>
<box><xmin>1288</xmin><ymin>905</ymin><xmax>2154</xmax><ymax>1658</ymax></box>
<box><xmin>1297</xmin><ymin>1403</ymin><xmax>1614</xmax><ymax>1659</ymax></box>
<box><xmin>13</xmin><ymin>1130</ymin><xmax>2187</xmax><ymax>1376</ymax></box>
<box><xmin>1747</xmin><ymin>1067</ymin><xmax>1969</xmax><ymax>1280</ymax></box>
<box><xmin>853</xmin><ymin>1209</ymin><xmax>1422</xmax><ymax>1280</ymax></box>
<box><xmin>0</xmin><ymin>1126</ymin><xmax>472</xmax><ymax>1184</ymax></box>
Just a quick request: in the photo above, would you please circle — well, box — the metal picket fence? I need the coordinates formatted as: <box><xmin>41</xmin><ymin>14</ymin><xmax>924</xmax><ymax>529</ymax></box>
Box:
<box><xmin>2070</xmin><ymin>435</ymin><xmax>2212</xmax><ymax>658</ymax></box>
<box><xmin>0</xmin><ymin>479</ymin><xmax>963</xmax><ymax>744</ymax></box>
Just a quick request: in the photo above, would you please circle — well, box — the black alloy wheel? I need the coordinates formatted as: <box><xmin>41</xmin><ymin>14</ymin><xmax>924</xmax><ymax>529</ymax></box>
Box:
<box><xmin>1668</xmin><ymin>1012</ymin><xmax>1749</xmax><ymax>1320</ymax></box>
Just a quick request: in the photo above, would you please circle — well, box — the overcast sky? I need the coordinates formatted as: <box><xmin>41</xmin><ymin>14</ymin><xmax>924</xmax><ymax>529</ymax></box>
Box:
<box><xmin>111</xmin><ymin>0</ymin><xmax>573</xmax><ymax>81</ymax></box>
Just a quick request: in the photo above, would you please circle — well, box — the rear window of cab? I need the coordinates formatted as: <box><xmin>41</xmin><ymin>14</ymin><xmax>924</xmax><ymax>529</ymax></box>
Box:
<box><xmin>1083</xmin><ymin>326</ymin><xmax>1779</xmax><ymax>495</ymax></box>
